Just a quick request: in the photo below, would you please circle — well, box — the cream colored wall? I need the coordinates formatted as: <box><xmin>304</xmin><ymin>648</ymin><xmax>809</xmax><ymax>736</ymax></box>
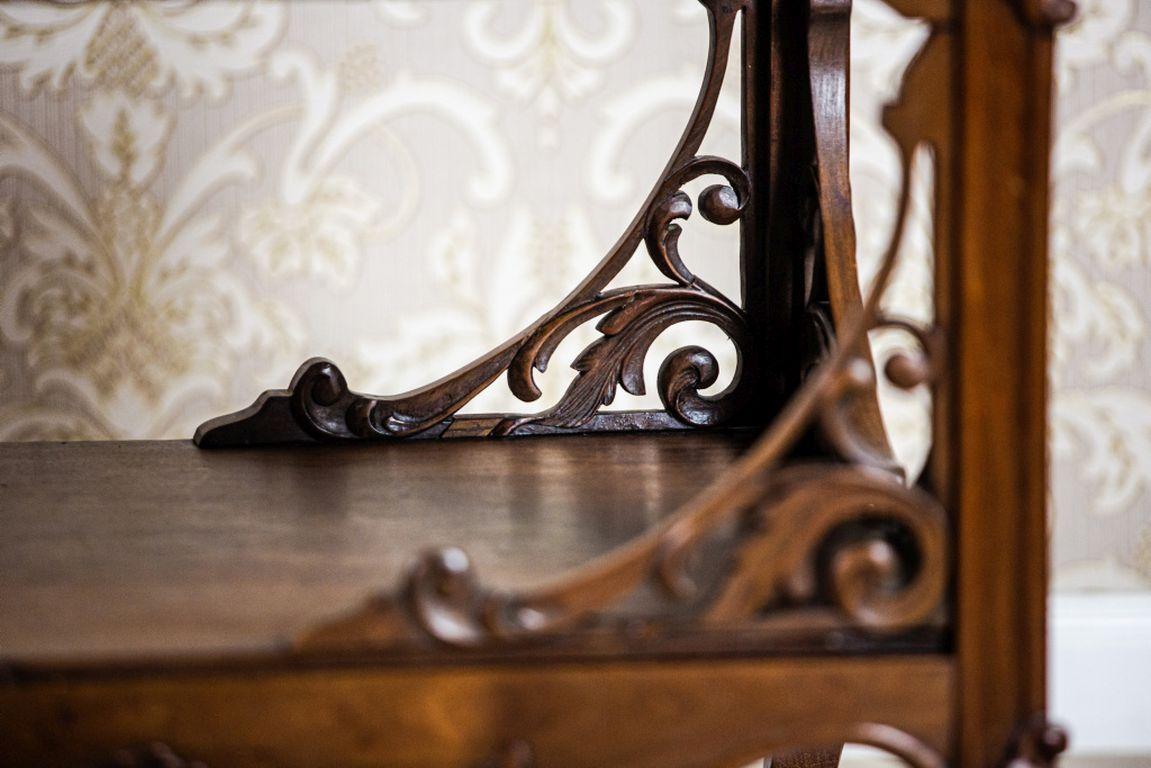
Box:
<box><xmin>0</xmin><ymin>0</ymin><xmax>1145</xmax><ymax>593</ymax></box>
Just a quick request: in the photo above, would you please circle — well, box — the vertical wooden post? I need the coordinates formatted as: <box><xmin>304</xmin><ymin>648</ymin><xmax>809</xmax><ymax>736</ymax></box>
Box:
<box><xmin>952</xmin><ymin>1</ymin><xmax>1063</xmax><ymax>764</ymax></box>
<box><xmin>741</xmin><ymin>0</ymin><xmax>771</xmax><ymax>358</ymax></box>
<box><xmin>745</xmin><ymin>0</ymin><xmax>813</xmax><ymax>416</ymax></box>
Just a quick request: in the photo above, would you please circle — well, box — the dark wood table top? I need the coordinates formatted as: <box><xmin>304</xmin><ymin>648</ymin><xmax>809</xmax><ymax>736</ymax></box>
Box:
<box><xmin>0</xmin><ymin>433</ymin><xmax>752</xmax><ymax>661</ymax></box>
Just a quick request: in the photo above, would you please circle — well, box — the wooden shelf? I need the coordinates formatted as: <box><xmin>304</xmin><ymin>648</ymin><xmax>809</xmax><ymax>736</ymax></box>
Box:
<box><xmin>0</xmin><ymin>433</ymin><xmax>755</xmax><ymax>661</ymax></box>
<box><xmin>0</xmin><ymin>0</ymin><xmax>1069</xmax><ymax>762</ymax></box>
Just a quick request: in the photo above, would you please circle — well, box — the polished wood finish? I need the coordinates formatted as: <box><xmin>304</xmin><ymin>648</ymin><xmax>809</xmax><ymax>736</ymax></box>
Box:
<box><xmin>0</xmin><ymin>434</ymin><xmax>751</xmax><ymax>660</ymax></box>
<box><xmin>0</xmin><ymin>437</ymin><xmax>948</xmax><ymax>666</ymax></box>
<box><xmin>952</xmin><ymin>3</ymin><xmax>1065</xmax><ymax>766</ymax></box>
<box><xmin>807</xmin><ymin>0</ymin><xmax>895</xmax><ymax>470</ymax></box>
<box><xmin>0</xmin><ymin>658</ymin><xmax>953</xmax><ymax>768</ymax></box>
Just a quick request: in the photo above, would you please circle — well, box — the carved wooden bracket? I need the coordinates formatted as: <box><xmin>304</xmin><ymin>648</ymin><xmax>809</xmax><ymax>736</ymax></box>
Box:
<box><xmin>196</xmin><ymin>0</ymin><xmax>759</xmax><ymax>448</ymax></box>
<box><xmin>194</xmin><ymin>0</ymin><xmax>904</xmax><ymax>464</ymax></box>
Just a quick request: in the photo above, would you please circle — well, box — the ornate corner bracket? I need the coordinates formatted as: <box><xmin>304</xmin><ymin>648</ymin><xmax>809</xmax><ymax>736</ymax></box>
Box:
<box><xmin>196</xmin><ymin>0</ymin><xmax>758</xmax><ymax>448</ymax></box>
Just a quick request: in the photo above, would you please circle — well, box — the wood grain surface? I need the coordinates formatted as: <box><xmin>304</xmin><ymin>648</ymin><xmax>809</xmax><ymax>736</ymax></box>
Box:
<box><xmin>0</xmin><ymin>434</ymin><xmax>752</xmax><ymax>660</ymax></box>
<box><xmin>0</xmin><ymin>657</ymin><xmax>953</xmax><ymax>768</ymax></box>
<box><xmin>953</xmin><ymin>1</ymin><xmax>1065</xmax><ymax>764</ymax></box>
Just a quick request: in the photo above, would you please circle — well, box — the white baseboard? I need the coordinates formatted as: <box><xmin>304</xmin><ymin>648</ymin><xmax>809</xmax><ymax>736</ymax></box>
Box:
<box><xmin>765</xmin><ymin>594</ymin><xmax>1150</xmax><ymax>767</ymax></box>
<box><xmin>837</xmin><ymin>593</ymin><xmax>1151</xmax><ymax>766</ymax></box>
<box><xmin>1050</xmin><ymin>592</ymin><xmax>1151</xmax><ymax>756</ymax></box>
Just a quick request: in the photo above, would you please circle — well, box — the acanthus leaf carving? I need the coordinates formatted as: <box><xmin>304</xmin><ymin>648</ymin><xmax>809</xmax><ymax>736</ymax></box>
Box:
<box><xmin>497</xmin><ymin>282</ymin><xmax>750</xmax><ymax>434</ymax></box>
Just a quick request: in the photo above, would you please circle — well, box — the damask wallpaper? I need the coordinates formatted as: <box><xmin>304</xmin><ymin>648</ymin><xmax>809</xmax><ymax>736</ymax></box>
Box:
<box><xmin>0</xmin><ymin>0</ymin><xmax>1144</xmax><ymax>593</ymax></box>
<box><xmin>1050</xmin><ymin>0</ymin><xmax>1151</xmax><ymax>592</ymax></box>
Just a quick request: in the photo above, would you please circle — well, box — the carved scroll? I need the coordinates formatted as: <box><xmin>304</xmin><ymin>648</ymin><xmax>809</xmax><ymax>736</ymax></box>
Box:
<box><xmin>195</xmin><ymin>0</ymin><xmax>758</xmax><ymax>448</ymax></box>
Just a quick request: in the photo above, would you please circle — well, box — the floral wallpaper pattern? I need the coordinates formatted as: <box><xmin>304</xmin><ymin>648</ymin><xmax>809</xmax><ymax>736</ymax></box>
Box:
<box><xmin>1050</xmin><ymin>0</ymin><xmax>1151</xmax><ymax>591</ymax></box>
<box><xmin>0</xmin><ymin>0</ymin><xmax>1145</xmax><ymax>592</ymax></box>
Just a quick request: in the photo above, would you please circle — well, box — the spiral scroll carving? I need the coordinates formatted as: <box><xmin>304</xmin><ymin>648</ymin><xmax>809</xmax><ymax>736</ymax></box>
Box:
<box><xmin>704</xmin><ymin>464</ymin><xmax>947</xmax><ymax>633</ymax></box>
<box><xmin>644</xmin><ymin>156</ymin><xmax>750</xmax><ymax>286</ymax></box>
